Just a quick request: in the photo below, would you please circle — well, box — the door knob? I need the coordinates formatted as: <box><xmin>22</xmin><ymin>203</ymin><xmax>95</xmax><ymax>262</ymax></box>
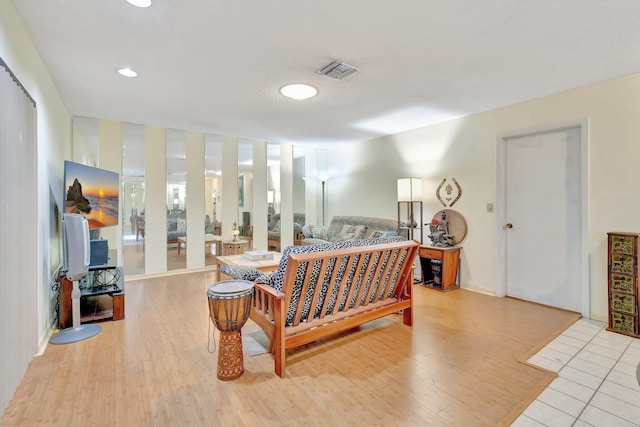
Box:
<box><xmin>505</xmin><ymin>223</ymin><xmax>513</xmax><ymax>229</ymax></box>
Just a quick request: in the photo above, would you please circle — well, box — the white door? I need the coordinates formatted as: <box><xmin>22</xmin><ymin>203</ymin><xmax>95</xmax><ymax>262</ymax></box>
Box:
<box><xmin>504</xmin><ymin>127</ymin><xmax>582</xmax><ymax>312</ymax></box>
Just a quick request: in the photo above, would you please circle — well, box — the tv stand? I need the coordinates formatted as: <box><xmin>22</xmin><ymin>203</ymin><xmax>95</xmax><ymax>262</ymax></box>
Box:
<box><xmin>59</xmin><ymin>266</ymin><xmax>125</xmax><ymax>329</ymax></box>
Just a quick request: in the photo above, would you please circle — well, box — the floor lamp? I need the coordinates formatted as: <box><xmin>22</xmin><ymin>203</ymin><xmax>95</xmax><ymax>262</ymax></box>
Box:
<box><xmin>397</xmin><ymin>178</ymin><xmax>423</xmax><ymax>283</ymax></box>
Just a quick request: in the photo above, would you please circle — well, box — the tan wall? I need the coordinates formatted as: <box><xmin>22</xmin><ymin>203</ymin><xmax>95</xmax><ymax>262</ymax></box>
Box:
<box><xmin>334</xmin><ymin>73</ymin><xmax>640</xmax><ymax>322</ymax></box>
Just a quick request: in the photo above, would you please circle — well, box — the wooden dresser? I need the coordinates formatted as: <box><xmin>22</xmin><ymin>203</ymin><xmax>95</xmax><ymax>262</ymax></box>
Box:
<box><xmin>607</xmin><ymin>232</ymin><xmax>639</xmax><ymax>338</ymax></box>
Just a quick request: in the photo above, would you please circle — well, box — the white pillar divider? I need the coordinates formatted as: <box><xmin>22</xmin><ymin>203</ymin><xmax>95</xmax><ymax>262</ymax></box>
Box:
<box><xmin>279</xmin><ymin>144</ymin><xmax>294</xmax><ymax>249</ymax></box>
<box><xmin>221</xmin><ymin>137</ymin><xmax>239</xmax><ymax>245</ymax></box>
<box><xmin>185</xmin><ymin>131</ymin><xmax>205</xmax><ymax>269</ymax></box>
<box><xmin>144</xmin><ymin>126</ymin><xmax>167</xmax><ymax>274</ymax></box>
<box><xmin>252</xmin><ymin>141</ymin><xmax>268</xmax><ymax>251</ymax></box>
<box><xmin>97</xmin><ymin>120</ymin><xmax>123</xmax><ymax>265</ymax></box>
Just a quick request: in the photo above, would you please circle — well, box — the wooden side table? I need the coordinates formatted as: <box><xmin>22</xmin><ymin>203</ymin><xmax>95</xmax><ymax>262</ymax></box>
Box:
<box><xmin>418</xmin><ymin>245</ymin><xmax>462</xmax><ymax>292</ymax></box>
<box><xmin>223</xmin><ymin>240</ymin><xmax>249</xmax><ymax>255</ymax></box>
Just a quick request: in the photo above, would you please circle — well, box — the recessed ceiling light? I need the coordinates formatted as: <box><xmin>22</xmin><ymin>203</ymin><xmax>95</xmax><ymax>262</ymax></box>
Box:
<box><xmin>280</xmin><ymin>84</ymin><xmax>318</xmax><ymax>100</ymax></box>
<box><xmin>126</xmin><ymin>0</ymin><xmax>152</xmax><ymax>7</ymax></box>
<box><xmin>118</xmin><ymin>67</ymin><xmax>138</xmax><ymax>78</ymax></box>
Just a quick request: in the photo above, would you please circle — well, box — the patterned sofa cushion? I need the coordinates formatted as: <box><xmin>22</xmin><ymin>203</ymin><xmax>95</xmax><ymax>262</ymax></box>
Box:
<box><xmin>301</xmin><ymin>216</ymin><xmax>398</xmax><ymax>245</ymax></box>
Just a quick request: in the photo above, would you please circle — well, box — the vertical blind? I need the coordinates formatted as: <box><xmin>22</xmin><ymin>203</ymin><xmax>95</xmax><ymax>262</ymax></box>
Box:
<box><xmin>0</xmin><ymin>57</ymin><xmax>37</xmax><ymax>415</ymax></box>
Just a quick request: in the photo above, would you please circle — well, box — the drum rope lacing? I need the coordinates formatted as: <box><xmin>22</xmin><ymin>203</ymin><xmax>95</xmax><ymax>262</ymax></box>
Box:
<box><xmin>207</xmin><ymin>315</ymin><xmax>217</xmax><ymax>353</ymax></box>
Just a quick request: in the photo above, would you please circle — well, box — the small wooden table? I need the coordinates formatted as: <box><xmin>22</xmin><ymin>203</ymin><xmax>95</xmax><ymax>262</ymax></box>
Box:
<box><xmin>418</xmin><ymin>245</ymin><xmax>462</xmax><ymax>292</ymax></box>
<box><xmin>215</xmin><ymin>252</ymin><xmax>282</xmax><ymax>282</ymax></box>
<box><xmin>177</xmin><ymin>234</ymin><xmax>222</xmax><ymax>255</ymax></box>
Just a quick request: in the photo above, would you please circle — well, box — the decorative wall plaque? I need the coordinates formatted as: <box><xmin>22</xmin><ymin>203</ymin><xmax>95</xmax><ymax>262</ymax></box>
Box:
<box><xmin>436</xmin><ymin>178</ymin><xmax>462</xmax><ymax>207</ymax></box>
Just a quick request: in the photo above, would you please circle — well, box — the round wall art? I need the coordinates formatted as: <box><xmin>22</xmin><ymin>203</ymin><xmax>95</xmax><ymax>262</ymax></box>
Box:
<box><xmin>430</xmin><ymin>209</ymin><xmax>468</xmax><ymax>246</ymax></box>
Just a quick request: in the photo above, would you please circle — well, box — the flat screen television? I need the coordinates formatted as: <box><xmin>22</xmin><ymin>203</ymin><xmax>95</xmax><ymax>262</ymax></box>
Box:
<box><xmin>64</xmin><ymin>160</ymin><xmax>119</xmax><ymax>229</ymax></box>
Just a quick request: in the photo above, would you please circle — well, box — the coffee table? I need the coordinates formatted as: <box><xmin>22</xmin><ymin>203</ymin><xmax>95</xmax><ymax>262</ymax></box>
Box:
<box><xmin>215</xmin><ymin>252</ymin><xmax>282</xmax><ymax>282</ymax></box>
<box><xmin>177</xmin><ymin>234</ymin><xmax>222</xmax><ymax>255</ymax></box>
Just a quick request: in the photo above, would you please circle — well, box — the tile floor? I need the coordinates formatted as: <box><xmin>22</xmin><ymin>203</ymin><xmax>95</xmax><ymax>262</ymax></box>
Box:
<box><xmin>512</xmin><ymin>318</ymin><xmax>640</xmax><ymax>426</ymax></box>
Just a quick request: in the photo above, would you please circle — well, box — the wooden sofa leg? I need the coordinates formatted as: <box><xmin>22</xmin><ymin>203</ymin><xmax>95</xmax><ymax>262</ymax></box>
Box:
<box><xmin>274</xmin><ymin>323</ymin><xmax>285</xmax><ymax>378</ymax></box>
<box><xmin>275</xmin><ymin>350</ymin><xmax>285</xmax><ymax>378</ymax></box>
<box><xmin>403</xmin><ymin>306</ymin><xmax>413</xmax><ymax>326</ymax></box>
<box><xmin>274</xmin><ymin>331</ymin><xmax>286</xmax><ymax>378</ymax></box>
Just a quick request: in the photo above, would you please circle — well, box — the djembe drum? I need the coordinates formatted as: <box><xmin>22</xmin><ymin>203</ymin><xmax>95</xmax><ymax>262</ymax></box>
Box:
<box><xmin>206</xmin><ymin>280</ymin><xmax>254</xmax><ymax>380</ymax></box>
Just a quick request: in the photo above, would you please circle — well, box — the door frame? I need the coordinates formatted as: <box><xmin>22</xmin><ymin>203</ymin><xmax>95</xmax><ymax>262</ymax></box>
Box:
<box><xmin>495</xmin><ymin>119</ymin><xmax>590</xmax><ymax>317</ymax></box>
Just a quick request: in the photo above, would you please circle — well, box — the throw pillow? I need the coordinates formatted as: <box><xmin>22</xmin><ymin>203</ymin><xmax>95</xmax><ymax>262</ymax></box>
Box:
<box><xmin>369</xmin><ymin>230</ymin><xmax>385</xmax><ymax>239</ymax></box>
<box><xmin>273</xmin><ymin>220</ymin><xmax>281</xmax><ymax>233</ymax></box>
<box><xmin>335</xmin><ymin>224</ymin><xmax>367</xmax><ymax>241</ymax></box>
<box><xmin>309</xmin><ymin>224</ymin><xmax>328</xmax><ymax>240</ymax></box>
<box><xmin>218</xmin><ymin>265</ymin><xmax>263</xmax><ymax>281</ymax></box>
<box><xmin>302</xmin><ymin>224</ymin><xmax>313</xmax><ymax>238</ymax></box>
<box><xmin>255</xmin><ymin>272</ymin><xmax>274</xmax><ymax>284</ymax></box>
<box><xmin>177</xmin><ymin>218</ymin><xmax>187</xmax><ymax>232</ymax></box>
<box><xmin>353</xmin><ymin>225</ymin><xmax>367</xmax><ymax>239</ymax></box>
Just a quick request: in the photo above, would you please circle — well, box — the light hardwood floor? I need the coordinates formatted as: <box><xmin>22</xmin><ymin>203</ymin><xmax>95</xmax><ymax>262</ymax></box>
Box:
<box><xmin>2</xmin><ymin>272</ymin><xmax>579</xmax><ymax>427</ymax></box>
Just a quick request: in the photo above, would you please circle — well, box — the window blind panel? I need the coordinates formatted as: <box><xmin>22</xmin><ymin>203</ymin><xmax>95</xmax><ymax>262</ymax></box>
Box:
<box><xmin>0</xmin><ymin>59</ymin><xmax>38</xmax><ymax>416</ymax></box>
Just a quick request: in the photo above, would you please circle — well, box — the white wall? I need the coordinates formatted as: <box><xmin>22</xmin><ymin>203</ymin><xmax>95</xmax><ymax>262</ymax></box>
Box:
<box><xmin>332</xmin><ymin>72</ymin><xmax>640</xmax><ymax>322</ymax></box>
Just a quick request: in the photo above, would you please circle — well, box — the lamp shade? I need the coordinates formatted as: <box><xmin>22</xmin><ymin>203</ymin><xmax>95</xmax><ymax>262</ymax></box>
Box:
<box><xmin>397</xmin><ymin>178</ymin><xmax>423</xmax><ymax>202</ymax></box>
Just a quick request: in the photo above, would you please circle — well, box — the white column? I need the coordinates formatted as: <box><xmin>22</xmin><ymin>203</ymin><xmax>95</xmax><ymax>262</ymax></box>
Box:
<box><xmin>279</xmin><ymin>144</ymin><xmax>294</xmax><ymax>248</ymax></box>
<box><xmin>221</xmin><ymin>136</ymin><xmax>239</xmax><ymax>245</ymax></box>
<box><xmin>98</xmin><ymin>119</ymin><xmax>123</xmax><ymax>265</ymax></box>
<box><xmin>144</xmin><ymin>126</ymin><xmax>167</xmax><ymax>274</ymax></box>
<box><xmin>186</xmin><ymin>131</ymin><xmax>205</xmax><ymax>269</ymax></box>
<box><xmin>252</xmin><ymin>140</ymin><xmax>268</xmax><ymax>251</ymax></box>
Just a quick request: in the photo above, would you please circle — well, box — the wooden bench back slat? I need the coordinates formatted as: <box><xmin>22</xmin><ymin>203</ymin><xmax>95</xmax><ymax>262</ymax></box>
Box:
<box><xmin>330</xmin><ymin>255</ymin><xmax>359</xmax><ymax>316</ymax></box>
<box><xmin>315</xmin><ymin>259</ymin><xmax>332</xmax><ymax>320</ymax></box>
<box><xmin>372</xmin><ymin>250</ymin><xmax>393</xmax><ymax>301</ymax></box>
<box><xmin>362</xmin><ymin>249</ymin><xmax>386</xmax><ymax>305</ymax></box>
<box><xmin>342</xmin><ymin>253</ymin><xmax>367</xmax><ymax>313</ymax></box>
<box><xmin>319</xmin><ymin>255</ymin><xmax>347</xmax><ymax>319</ymax></box>
<box><xmin>353</xmin><ymin>250</ymin><xmax>379</xmax><ymax>308</ymax></box>
<box><xmin>377</xmin><ymin>248</ymin><xmax>402</xmax><ymax>299</ymax></box>
<box><xmin>291</xmin><ymin>258</ymin><xmax>314</xmax><ymax>326</ymax></box>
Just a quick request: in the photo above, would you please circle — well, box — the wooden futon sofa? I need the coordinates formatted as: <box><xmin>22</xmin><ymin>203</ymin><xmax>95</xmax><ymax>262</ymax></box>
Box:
<box><xmin>221</xmin><ymin>236</ymin><xmax>419</xmax><ymax>377</ymax></box>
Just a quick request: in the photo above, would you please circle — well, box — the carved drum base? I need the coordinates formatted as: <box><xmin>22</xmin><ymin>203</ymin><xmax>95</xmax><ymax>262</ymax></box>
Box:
<box><xmin>217</xmin><ymin>330</ymin><xmax>245</xmax><ymax>380</ymax></box>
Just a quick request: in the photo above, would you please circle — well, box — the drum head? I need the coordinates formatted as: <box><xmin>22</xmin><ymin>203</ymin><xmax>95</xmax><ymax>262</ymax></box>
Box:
<box><xmin>207</xmin><ymin>280</ymin><xmax>254</xmax><ymax>297</ymax></box>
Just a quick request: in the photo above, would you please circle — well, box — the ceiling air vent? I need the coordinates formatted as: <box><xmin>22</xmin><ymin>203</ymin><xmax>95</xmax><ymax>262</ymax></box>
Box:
<box><xmin>316</xmin><ymin>61</ymin><xmax>359</xmax><ymax>80</ymax></box>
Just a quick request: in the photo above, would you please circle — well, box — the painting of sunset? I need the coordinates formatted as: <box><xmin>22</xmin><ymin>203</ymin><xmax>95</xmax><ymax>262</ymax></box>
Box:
<box><xmin>64</xmin><ymin>161</ymin><xmax>119</xmax><ymax>229</ymax></box>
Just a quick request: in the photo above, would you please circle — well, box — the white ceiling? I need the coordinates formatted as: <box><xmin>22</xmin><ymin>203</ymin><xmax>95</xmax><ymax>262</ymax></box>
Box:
<box><xmin>11</xmin><ymin>1</ymin><xmax>640</xmax><ymax>150</ymax></box>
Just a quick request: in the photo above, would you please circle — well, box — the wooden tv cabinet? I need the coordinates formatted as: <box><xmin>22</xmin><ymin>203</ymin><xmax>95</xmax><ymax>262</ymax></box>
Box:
<box><xmin>59</xmin><ymin>266</ymin><xmax>125</xmax><ymax>329</ymax></box>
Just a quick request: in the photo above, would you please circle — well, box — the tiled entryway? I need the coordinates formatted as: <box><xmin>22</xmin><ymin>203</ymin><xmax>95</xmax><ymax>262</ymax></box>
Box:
<box><xmin>512</xmin><ymin>318</ymin><xmax>640</xmax><ymax>426</ymax></box>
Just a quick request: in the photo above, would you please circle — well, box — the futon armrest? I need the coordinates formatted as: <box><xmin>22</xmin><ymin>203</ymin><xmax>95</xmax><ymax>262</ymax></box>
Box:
<box><xmin>254</xmin><ymin>282</ymin><xmax>284</xmax><ymax>300</ymax></box>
